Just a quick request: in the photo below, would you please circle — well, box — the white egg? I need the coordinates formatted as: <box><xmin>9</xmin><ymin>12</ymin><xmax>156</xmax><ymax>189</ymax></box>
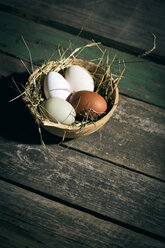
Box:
<box><xmin>42</xmin><ymin>97</ymin><xmax>76</xmax><ymax>125</ymax></box>
<box><xmin>65</xmin><ymin>65</ymin><xmax>94</xmax><ymax>92</ymax></box>
<box><xmin>44</xmin><ymin>71</ymin><xmax>71</xmax><ymax>99</ymax></box>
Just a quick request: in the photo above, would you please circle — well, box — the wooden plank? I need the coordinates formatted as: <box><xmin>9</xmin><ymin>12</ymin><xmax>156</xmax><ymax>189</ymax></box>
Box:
<box><xmin>64</xmin><ymin>94</ymin><xmax>165</xmax><ymax>181</ymax></box>
<box><xmin>0</xmin><ymin>11</ymin><xmax>165</xmax><ymax>108</ymax></box>
<box><xmin>0</xmin><ymin>52</ymin><xmax>165</xmax><ymax>180</ymax></box>
<box><xmin>0</xmin><ymin>139</ymin><xmax>165</xmax><ymax>239</ymax></box>
<box><xmin>0</xmin><ymin>52</ymin><xmax>31</xmax><ymax>78</ymax></box>
<box><xmin>1</xmin><ymin>180</ymin><xmax>164</xmax><ymax>248</ymax></box>
<box><xmin>0</xmin><ymin>5</ymin><xmax>164</xmax><ymax>247</ymax></box>
<box><xmin>0</xmin><ymin>0</ymin><xmax>165</xmax><ymax>62</ymax></box>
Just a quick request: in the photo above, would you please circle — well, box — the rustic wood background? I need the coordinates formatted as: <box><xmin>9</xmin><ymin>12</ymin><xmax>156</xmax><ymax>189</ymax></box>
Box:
<box><xmin>0</xmin><ymin>0</ymin><xmax>165</xmax><ymax>247</ymax></box>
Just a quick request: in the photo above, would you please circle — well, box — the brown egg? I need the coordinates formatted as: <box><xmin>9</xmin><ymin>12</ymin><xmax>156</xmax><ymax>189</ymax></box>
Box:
<box><xmin>67</xmin><ymin>90</ymin><xmax>107</xmax><ymax>119</ymax></box>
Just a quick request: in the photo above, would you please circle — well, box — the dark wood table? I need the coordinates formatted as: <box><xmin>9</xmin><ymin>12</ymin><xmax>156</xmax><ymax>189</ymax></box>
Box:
<box><xmin>0</xmin><ymin>1</ymin><xmax>165</xmax><ymax>247</ymax></box>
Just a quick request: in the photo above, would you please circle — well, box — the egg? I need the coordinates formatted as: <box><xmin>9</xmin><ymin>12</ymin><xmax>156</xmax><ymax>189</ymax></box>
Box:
<box><xmin>42</xmin><ymin>97</ymin><xmax>76</xmax><ymax>125</ymax></box>
<box><xmin>67</xmin><ymin>91</ymin><xmax>107</xmax><ymax>119</ymax></box>
<box><xmin>44</xmin><ymin>71</ymin><xmax>71</xmax><ymax>100</ymax></box>
<box><xmin>65</xmin><ymin>65</ymin><xmax>94</xmax><ymax>92</ymax></box>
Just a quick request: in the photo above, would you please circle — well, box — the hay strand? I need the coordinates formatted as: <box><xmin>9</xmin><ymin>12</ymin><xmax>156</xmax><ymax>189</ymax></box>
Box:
<box><xmin>24</xmin><ymin>41</ymin><xmax>123</xmax><ymax>138</ymax></box>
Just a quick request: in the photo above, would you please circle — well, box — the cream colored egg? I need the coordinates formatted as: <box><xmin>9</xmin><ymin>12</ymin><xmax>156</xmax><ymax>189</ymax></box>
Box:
<box><xmin>42</xmin><ymin>97</ymin><xmax>76</xmax><ymax>125</ymax></box>
<box><xmin>44</xmin><ymin>71</ymin><xmax>71</xmax><ymax>99</ymax></box>
<box><xmin>65</xmin><ymin>65</ymin><xmax>94</xmax><ymax>92</ymax></box>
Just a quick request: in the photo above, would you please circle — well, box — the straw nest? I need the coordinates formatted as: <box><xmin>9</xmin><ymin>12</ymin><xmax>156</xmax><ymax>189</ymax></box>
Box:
<box><xmin>24</xmin><ymin>42</ymin><xmax>125</xmax><ymax>139</ymax></box>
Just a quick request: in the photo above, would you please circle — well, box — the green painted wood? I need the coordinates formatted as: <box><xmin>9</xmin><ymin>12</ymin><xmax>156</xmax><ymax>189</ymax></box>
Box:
<box><xmin>0</xmin><ymin>5</ymin><xmax>164</xmax><ymax>246</ymax></box>
<box><xmin>0</xmin><ymin>0</ymin><xmax>165</xmax><ymax>61</ymax></box>
<box><xmin>0</xmin><ymin>52</ymin><xmax>32</xmax><ymax>78</ymax></box>
<box><xmin>1</xmin><ymin>180</ymin><xmax>164</xmax><ymax>248</ymax></box>
<box><xmin>0</xmin><ymin>52</ymin><xmax>165</xmax><ymax>181</ymax></box>
<box><xmin>0</xmin><ymin>138</ymin><xmax>165</xmax><ymax>239</ymax></box>
<box><xmin>0</xmin><ymin>11</ymin><xmax>165</xmax><ymax>108</ymax></box>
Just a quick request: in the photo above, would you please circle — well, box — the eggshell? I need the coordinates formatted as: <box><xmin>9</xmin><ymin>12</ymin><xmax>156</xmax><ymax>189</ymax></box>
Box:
<box><xmin>44</xmin><ymin>71</ymin><xmax>71</xmax><ymax>99</ymax></box>
<box><xmin>67</xmin><ymin>91</ymin><xmax>107</xmax><ymax>119</ymax></box>
<box><xmin>65</xmin><ymin>65</ymin><xmax>94</xmax><ymax>92</ymax></box>
<box><xmin>42</xmin><ymin>97</ymin><xmax>76</xmax><ymax>125</ymax></box>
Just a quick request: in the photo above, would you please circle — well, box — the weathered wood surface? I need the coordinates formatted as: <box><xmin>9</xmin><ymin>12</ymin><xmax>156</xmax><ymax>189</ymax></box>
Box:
<box><xmin>0</xmin><ymin>2</ymin><xmax>165</xmax><ymax>247</ymax></box>
<box><xmin>0</xmin><ymin>52</ymin><xmax>32</xmax><ymax>78</ymax></box>
<box><xmin>0</xmin><ymin>53</ymin><xmax>164</xmax><ymax>181</ymax></box>
<box><xmin>0</xmin><ymin>11</ymin><xmax>165</xmax><ymax>108</ymax></box>
<box><xmin>0</xmin><ymin>0</ymin><xmax>165</xmax><ymax>63</ymax></box>
<box><xmin>0</xmin><ymin>137</ymin><xmax>165</xmax><ymax>240</ymax></box>
<box><xmin>65</xmin><ymin>95</ymin><xmax>165</xmax><ymax>181</ymax></box>
<box><xmin>1</xmin><ymin>180</ymin><xmax>164</xmax><ymax>248</ymax></box>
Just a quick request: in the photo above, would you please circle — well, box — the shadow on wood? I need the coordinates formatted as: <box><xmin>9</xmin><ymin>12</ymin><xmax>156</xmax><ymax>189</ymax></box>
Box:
<box><xmin>0</xmin><ymin>72</ymin><xmax>72</xmax><ymax>144</ymax></box>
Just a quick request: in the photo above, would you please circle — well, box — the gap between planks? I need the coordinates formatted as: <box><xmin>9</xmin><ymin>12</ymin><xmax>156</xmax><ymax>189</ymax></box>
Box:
<box><xmin>0</xmin><ymin>49</ymin><xmax>164</xmax><ymax>111</ymax></box>
<box><xmin>0</xmin><ymin>52</ymin><xmax>165</xmax><ymax>181</ymax></box>
<box><xmin>0</xmin><ymin>0</ymin><xmax>164</xmax><ymax>65</ymax></box>
<box><xmin>1</xmin><ymin>53</ymin><xmax>164</xmax><ymax>181</ymax></box>
<box><xmin>0</xmin><ymin>139</ymin><xmax>165</xmax><ymax>239</ymax></box>
<box><xmin>60</xmin><ymin>144</ymin><xmax>165</xmax><ymax>183</ymax></box>
<box><xmin>0</xmin><ymin>176</ymin><xmax>165</xmax><ymax>244</ymax></box>
<box><xmin>0</xmin><ymin>10</ymin><xmax>165</xmax><ymax>108</ymax></box>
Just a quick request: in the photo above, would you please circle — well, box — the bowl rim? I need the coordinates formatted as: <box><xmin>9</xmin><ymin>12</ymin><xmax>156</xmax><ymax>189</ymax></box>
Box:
<box><xmin>25</xmin><ymin>58</ymin><xmax>119</xmax><ymax>134</ymax></box>
<box><xmin>41</xmin><ymin>87</ymin><xmax>119</xmax><ymax>131</ymax></box>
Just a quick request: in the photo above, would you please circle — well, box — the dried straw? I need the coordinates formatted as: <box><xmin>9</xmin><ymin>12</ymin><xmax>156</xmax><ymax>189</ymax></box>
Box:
<box><xmin>24</xmin><ymin>41</ymin><xmax>126</xmax><ymax>138</ymax></box>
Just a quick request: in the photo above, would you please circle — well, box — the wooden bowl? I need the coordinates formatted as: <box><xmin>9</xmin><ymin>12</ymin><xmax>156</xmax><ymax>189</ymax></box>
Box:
<box><xmin>24</xmin><ymin>59</ymin><xmax>119</xmax><ymax>138</ymax></box>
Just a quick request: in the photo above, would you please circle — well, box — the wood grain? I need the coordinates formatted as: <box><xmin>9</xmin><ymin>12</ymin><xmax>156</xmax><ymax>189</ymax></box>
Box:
<box><xmin>0</xmin><ymin>0</ymin><xmax>165</xmax><ymax>62</ymax></box>
<box><xmin>0</xmin><ymin>138</ymin><xmax>165</xmax><ymax>239</ymax></box>
<box><xmin>64</xmin><ymin>95</ymin><xmax>165</xmax><ymax>181</ymax></box>
<box><xmin>0</xmin><ymin>2</ymin><xmax>165</xmax><ymax>246</ymax></box>
<box><xmin>0</xmin><ymin>53</ymin><xmax>164</xmax><ymax>180</ymax></box>
<box><xmin>1</xmin><ymin>180</ymin><xmax>164</xmax><ymax>248</ymax></box>
<box><xmin>0</xmin><ymin>53</ymin><xmax>28</xmax><ymax>77</ymax></box>
<box><xmin>0</xmin><ymin>11</ymin><xmax>165</xmax><ymax>108</ymax></box>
